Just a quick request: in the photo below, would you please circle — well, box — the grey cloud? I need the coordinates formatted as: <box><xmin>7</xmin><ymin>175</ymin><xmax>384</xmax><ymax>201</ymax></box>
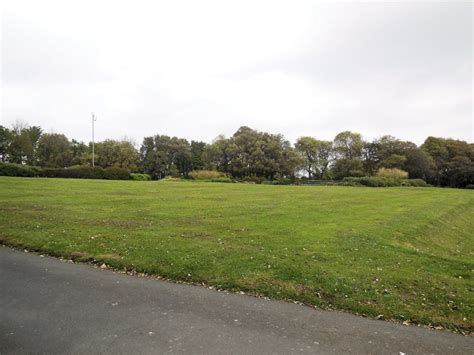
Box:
<box><xmin>1</xmin><ymin>1</ymin><xmax>472</xmax><ymax>145</ymax></box>
<box><xmin>2</xmin><ymin>11</ymin><xmax>111</xmax><ymax>84</ymax></box>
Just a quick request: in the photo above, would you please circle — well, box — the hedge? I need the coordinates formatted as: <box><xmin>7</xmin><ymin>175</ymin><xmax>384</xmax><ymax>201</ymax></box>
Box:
<box><xmin>130</xmin><ymin>173</ymin><xmax>151</xmax><ymax>181</ymax></box>
<box><xmin>401</xmin><ymin>178</ymin><xmax>429</xmax><ymax>187</ymax></box>
<box><xmin>239</xmin><ymin>176</ymin><xmax>266</xmax><ymax>184</ymax></box>
<box><xmin>41</xmin><ymin>166</ymin><xmax>107</xmax><ymax>179</ymax></box>
<box><xmin>0</xmin><ymin>163</ymin><xmax>131</xmax><ymax>180</ymax></box>
<box><xmin>189</xmin><ymin>170</ymin><xmax>225</xmax><ymax>180</ymax></box>
<box><xmin>0</xmin><ymin>163</ymin><xmax>41</xmax><ymax>177</ymax></box>
<box><xmin>342</xmin><ymin>176</ymin><xmax>429</xmax><ymax>187</ymax></box>
<box><xmin>209</xmin><ymin>177</ymin><xmax>235</xmax><ymax>183</ymax></box>
<box><xmin>103</xmin><ymin>167</ymin><xmax>131</xmax><ymax>180</ymax></box>
<box><xmin>71</xmin><ymin>166</ymin><xmax>106</xmax><ymax>179</ymax></box>
<box><xmin>376</xmin><ymin>168</ymin><xmax>409</xmax><ymax>179</ymax></box>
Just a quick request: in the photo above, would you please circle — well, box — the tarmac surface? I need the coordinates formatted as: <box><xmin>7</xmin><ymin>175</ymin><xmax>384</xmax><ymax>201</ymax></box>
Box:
<box><xmin>1</xmin><ymin>246</ymin><xmax>472</xmax><ymax>354</ymax></box>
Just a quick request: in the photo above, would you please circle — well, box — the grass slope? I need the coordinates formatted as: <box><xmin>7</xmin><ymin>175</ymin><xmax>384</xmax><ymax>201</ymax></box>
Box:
<box><xmin>1</xmin><ymin>177</ymin><xmax>473</xmax><ymax>332</ymax></box>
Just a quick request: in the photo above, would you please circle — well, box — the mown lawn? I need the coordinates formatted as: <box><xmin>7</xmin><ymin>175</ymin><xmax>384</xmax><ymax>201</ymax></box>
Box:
<box><xmin>0</xmin><ymin>177</ymin><xmax>473</xmax><ymax>332</ymax></box>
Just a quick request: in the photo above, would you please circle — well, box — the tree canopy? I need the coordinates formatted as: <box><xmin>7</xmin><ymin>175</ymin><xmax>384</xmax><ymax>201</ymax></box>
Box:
<box><xmin>1</xmin><ymin>121</ymin><xmax>472</xmax><ymax>187</ymax></box>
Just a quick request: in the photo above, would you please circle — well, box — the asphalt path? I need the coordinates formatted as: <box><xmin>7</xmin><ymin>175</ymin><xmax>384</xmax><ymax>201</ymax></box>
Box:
<box><xmin>0</xmin><ymin>246</ymin><xmax>472</xmax><ymax>354</ymax></box>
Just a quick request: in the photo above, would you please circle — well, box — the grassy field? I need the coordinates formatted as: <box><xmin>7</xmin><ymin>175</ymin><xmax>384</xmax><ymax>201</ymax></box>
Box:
<box><xmin>0</xmin><ymin>177</ymin><xmax>473</xmax><ymax>332</ymax></box>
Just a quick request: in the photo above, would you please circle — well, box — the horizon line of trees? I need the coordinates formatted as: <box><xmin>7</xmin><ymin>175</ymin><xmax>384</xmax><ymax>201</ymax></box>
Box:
<box><xmin>1</xmin><ymin>121</ymin><xmax>473</xmax><ymax>187</ymax></box>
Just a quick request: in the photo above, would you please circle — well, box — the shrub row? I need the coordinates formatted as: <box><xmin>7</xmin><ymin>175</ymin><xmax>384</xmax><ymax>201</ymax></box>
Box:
<box><xmin>341</xmin><ymin>176</ymin><xmax>429</xmax><ymax>187</ymax></box>
<box><xmin>189</xmin><ymin>170</ymin><xmax>225</xmax><ymax>180</ymax></box>
<box><xmin>376</xmin><ymin>168</ymin><xmax>409</xmax><ymax>179</ymax></box>
<box><xmin>400</xmin><ymin>178</ymin><xmax>429</xmax><ymax>187</ymax></box>
<box><xmin>299</xmin><ymin>179</ymin><xmax>336</xmax><ymax>186</ymax></box>
<box><xmin>0</xmin><ymin>163</ymin><xmax>41</xmax><ymax>177</ymax></box>
<box><xmin>0</xmin><ymin>163</ymin><xmax>131</xmax><ymax>180</ymax></box>
<box><xmin>239</xmin><ymin>176</ymin><xmax>266</xmax><ymax>184</ymax></box>
<box><xmin>209</xmin><ymin>177</ymin><xmax>235</xmax><ymax>183</ymax></box>
<box><xmin>0</xmin><ymin>163</ymin><xmax>437</xmax><ymax>187</ymax></box>
<box><xmin>130</xmin><ymin>173</ymin><xmax>151</xmax><ymax>181</ymax></box>
<box><xmin>40</xmin><ymin>166</ymin><xmax>131</xmax><ymax>180</ymax></box>
<box><xmin>261</xmin><ymin>178</ymin><xmax>295</xmax><ymax>185</ymax></box>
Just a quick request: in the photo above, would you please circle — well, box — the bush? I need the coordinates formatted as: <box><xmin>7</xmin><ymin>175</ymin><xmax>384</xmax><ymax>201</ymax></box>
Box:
<box><xmin>332</xmin><ymin>158</ymin><xmax>365</xmax><ymax>180</ymax></box>
<box><xmin>342</xmin><ymin>176</ymin><xmax>390</xmax><ymax>187</ymax></box>
<box><xmin>0</xmin><ymin>162</ymin><xmax>41</xmax><ymax>177</ymax></box>
<box><xmin>341</xmin><ymin>176</ymin><xmax>430</xmax><ymax>188</ymax></box>
<box><xmin>69</xmin><ymin>166</ymin><xmax>105</xmax><ymax>179</ymax></box>
<box><xmin>341</xmin><ymin>177</ymin><xmax>360</xmax><ymax>186</ymax></box>
<box><xmin>130</xmin><ymin>173</ymin><xmax>151</xmax><ymax>181</ymax></box>
<box><xmin>357</xmin><ymin>176</ymin><xmax>387</xmax><ymax>187</ymax></box>
<box><xmin>300</xmin><ymin>180</ymin><xmax>335</xmax><ymax>186</ymax></box>
<box><xmin>377</xmin><ymin>168</ymin><xmax>408</xmax><ymax>179</ymax></box>
<box><xmin>270</xmin><ymin>178</ymin><xmax>294</xmax><ymax>185</ymax></box>
<box><xmin>168</xmin><ymin>165</ymin><xmax>180</xmax><ymax>178</ymax></box>
<box><xmin>41</xmin><ymin>168</ymin><xmax>77</xmax><ymax>178</ymax></box>
<box><xmin>209</xmin><ymin>177</ymin><xmax>234</xmax><ymax>183</ymax></box>
<box><xmin>162</xmin><ymin>176</ymin><xmax>182</xmax><ymax>181</ymax></box>
<box><xmin>465</xmin><ymin>184</ymin><xmax>474</xmax><ymax>189</ymax></box>
<box><xmin>401</xmin><ymin>178</ymin><xmax>429</xmax><ymax>187</ymax></box>
<box><xmin>240</xmin><ymin>176</ymin><xmax>266</xmax><ymax>184</ymax></box>
<box><xmin>189</xmin><ymin>170</ymin><xmax>224</xmax><ymax>180</ymax></box>
<box><xmin>340</xmin><ymin>177</ymin><xmax>381</xmax><ymax>186</ymax></box>
<box><xmin>383</xmin><ymin>178</ymin><xmax>402</xmax><ymax>187</ymax></box>
<box><xmin>103</xmin><ymin>167</ymin><xmax>131</xmax><ymax>180</ymax></box>
<box><xmin>40</xmin><ymin>166</ymin><xmax>106</xmax><ymax>179</ymax></box>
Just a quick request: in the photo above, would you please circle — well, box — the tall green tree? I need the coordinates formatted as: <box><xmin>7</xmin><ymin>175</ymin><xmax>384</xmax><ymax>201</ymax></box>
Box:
<box><xmin>172</xmin><ymin>138</ymin><xmax>193</xmax><ymax>177</ymax></box>
<box><xmin>94</xmin><ymin>140</ymin><xmax>139</xmax><ymax>171</ymax></box>
<box><xmin>379</xmin><ymin>154</ymin><xmax>407</xmax><ymax>169</ymax></box>
<box><xmin>295</xmin><ymin>137</ymin><xmax>332</xmax><ymax>179</ymax></box>
<box><xmin>202</xmin><ymin>127</ymin><xmax>298</xmax><ymax>179</ymax></box>
<box><xmin>7</xmin><ymin>122</ymin><xmax>37</xmax><ymax>164</ymax></box>
<box><xmin>226</xmin><ymin>127</ymin><xmax>298</xmax><ymax>179</ymax></box>
<box><xmin>3</xmin><ymin>122</ymin><xmax>43</xmax><ymax>165</ymax></box>
<box><xmin>37</xmin><ymin>133</ymin><xmax>72</xmax><ymax>167</ymax></box>
<box><xmin>229</xmin><ymin>126</ymin><xmax>260</xmax><ymax>177</ymax></box>
<box><xmin>190</xmin><ymin>141</ymin><xmax>206</xmax><ymax>170</ymax></box>
<box><xmin>70</xmin><ymin>139</ymin><xmax>89</xmax><ymax>166</ymax></box>
<box><xmin>331</xmin><ymin>158</ymin><xmax>364</xmax><ymax>180</ymax></box>
<box><xmin>8</xmin><ymin>132</ymin><xmax>31</xmax><ymax>164</ymax></box>
<box><xmin>202</xmin><ymin>135</ymin><xmax>235</xmax><ymax>173</ymax></box>
<box><xmin>0</xmin><ymin>125</ymin><xmax>13</xmax><ymax>162</ymax></box>
<box><xmin>140</xmin><ymin>136</ymin><xmax>167</xmax><ymax>179</ymax></box>
<box><xmin>333</xmin><ymin>131</ymin><xmax>363</xmax><ymax>160</ymax></box>
<box><xmin>258</xmin><ymin>132</ymin><xmax>298</xmax><ymax>179</ymax></box>
<box><xmin>315</xmin><ymin>140</ymin><xmax>333</xmax><ymax>179</ymax></box>
<box><xmin>422</xmin><ymin>137</ymin><xmax>474</xmax><ymax>187</ymax></box>
<box><xmin>139</xmin><ymin>135</ymin><xmax>192</xmax><ymax>179</ymax></box>
<box><xmin>23</xmin><ymin>126</ymin><xmax>43</xmax><ymax>165</ymax></box>
<box><xmin>374</xmin><ymin>135</ymin><xmax>417</xmax><ymax>172</ymax></box>
<box><xmin>362</xmin><ymin>141</ymin><xmax>380</xmax><ymax>176</ymax></box>
<box><xmin>445</xmin><ymin>156</ymin><xmax>474</xmax><ymax>188</ymax></box>
<box><xmin>403</xmin><ymin>148</ymin><xmax>436</xmax><ymax>181</ymax></box>
<box><xmin>295</xmin><ymin>137</ymin><xmax>319</xmax><ymax>179</ymax></box>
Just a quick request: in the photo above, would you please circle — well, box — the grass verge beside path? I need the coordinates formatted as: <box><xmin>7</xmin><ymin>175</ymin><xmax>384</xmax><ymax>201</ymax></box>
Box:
<box><xmin>0</xmin><ymin>177</ymin><xmax>473</xmax><ymax>332</ymax></box>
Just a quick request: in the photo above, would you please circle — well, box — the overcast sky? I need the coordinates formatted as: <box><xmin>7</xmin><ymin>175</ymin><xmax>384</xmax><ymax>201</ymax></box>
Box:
<box><xmin>1</xmin><ymin>0</ymin><xmax>473</xmax><ymax>145</ymax></box>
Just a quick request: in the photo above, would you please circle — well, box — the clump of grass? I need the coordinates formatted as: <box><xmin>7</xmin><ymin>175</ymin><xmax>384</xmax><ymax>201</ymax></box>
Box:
<box><xmin>189</xmin><ymin>170</ymin><xmax>226</xmax><ymax>180</ymax></box>
<box><xmin>377</xmin><ymin>167</ymin><xmax>409</xmax><ymax>179</ymax></box>
<box><xmin>130</xmin><ymin>173</ymin><xmax>151</xmax><ymax>181</ymax></box>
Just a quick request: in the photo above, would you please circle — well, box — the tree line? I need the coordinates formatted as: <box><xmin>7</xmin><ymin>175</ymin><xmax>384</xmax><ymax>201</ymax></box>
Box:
<box><xmin>1</xmin><ymin>121</ymin><xmax>473</xmax><ymax>187</ymax></box>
